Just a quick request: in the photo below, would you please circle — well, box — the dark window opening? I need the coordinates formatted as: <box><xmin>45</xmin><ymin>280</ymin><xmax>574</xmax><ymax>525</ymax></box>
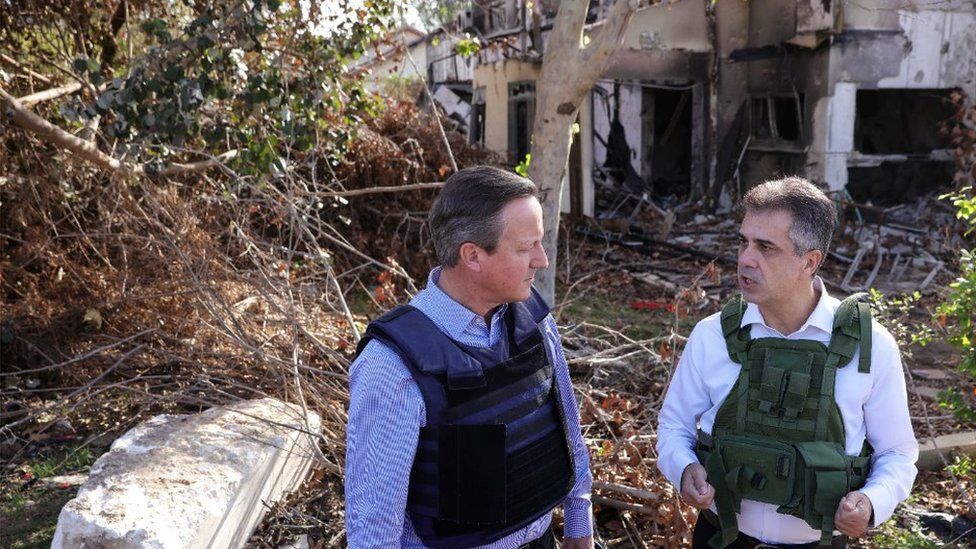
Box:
<box><xmin>854</xmin><ymin>89</ymin><xmax>954</xmax><ymax>154</ymax></box>
<box><xmin>750</xmin><ymin>94</ymin><xmax>804</xmax><ymax>142</ymax></box>
<box><xmin>508</xmin><ymin>82</ymin><xmax>536</xmax><ymax>165</ymax></box>
<box><xmin>651</xmin><ymin>88</ymin><xmax>693</xmax><ymax>198</ymax></box>
<box><xmin>773</xmin><ymin>96</ymin><xmax>802</xmax><ymax>141</ymax></box>
<box><xmin>470</xmin><ymin>87</ymin><xmax>485</xmax><ymax>146</ymax></box>
<box><xmin>750</xmin><ymin>97</ymin><xmax>771</xmax><ymax>139</ymax></box>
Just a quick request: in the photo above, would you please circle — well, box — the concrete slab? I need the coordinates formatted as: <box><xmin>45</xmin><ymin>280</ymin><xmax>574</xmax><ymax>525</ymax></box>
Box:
<box><xmin>52</xmin><ymin>398</ymin><xmax>321</xmax><ymax>549</ymax></box>
<box><xmin>917</xmin><ymin>431</ymin><xmax>976</xmax><ymax>471</ymax></box>
<box><xmin>911</xmin><ymin>386</ymin><xmax>942</xmax><ymax>400</ymax></box>
<box><xmin>912</xmin><ymin>368</ymin><xmax>951</xmax><ymax>381</ymax></box>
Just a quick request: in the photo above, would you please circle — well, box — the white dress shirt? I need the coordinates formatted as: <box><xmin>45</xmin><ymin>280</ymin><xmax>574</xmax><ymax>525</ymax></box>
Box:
<box><xmin>656</xmin><ymin>278</ymin><xmax>918</xmax><ymax>544</ymax></box>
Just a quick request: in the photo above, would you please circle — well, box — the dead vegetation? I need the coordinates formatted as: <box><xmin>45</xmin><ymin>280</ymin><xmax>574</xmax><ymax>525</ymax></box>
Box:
<box><xmin>3</xmin><ymin>78</ymin><xmax>976</xmax><ymax>549</ymax></box>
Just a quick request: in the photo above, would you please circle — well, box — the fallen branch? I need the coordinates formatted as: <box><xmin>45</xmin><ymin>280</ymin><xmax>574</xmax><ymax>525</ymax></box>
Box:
<box><xmin>1</xmin><ymin>85</ymin><xmax>131</xmax><ymax>173</ymax></box>
<box><xmin>324</xmin><ymin>182</ymin><xmax>444</xmax><ymax>198</ymax></box>
<box><xmin>593</xmin><ymin>481</ymin><xmax>661</xmax><ymax>503</ymax></box>
<box><xmin>1</xmin><ymin>86</ymin><xmax>237</xmax><ymax>177</ymax></box>
<box><xmin>159</xmin><ymin>150</ymin><xmax>239</xmax><ymax>176</ymax></box>
<box><xmin>18</xmin><ymin>82</ymin><xmax>84</xmax><ymax>106</ymax></box>
<box><xmin>592</xmin><ymin>495</ymin><xmax>656</xmax><ymax>516</ymax></box>
<box><xmin>0</xmin><ymin>53</ymin><xmax>53</xmax><ymax>85</ymax></box>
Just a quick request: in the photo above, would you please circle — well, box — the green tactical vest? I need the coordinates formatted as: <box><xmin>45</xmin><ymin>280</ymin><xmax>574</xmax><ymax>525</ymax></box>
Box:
<box><xmin>694</xmin><ymin>293</ymin><xmax>875</xmax><ymax>548</ymax></box>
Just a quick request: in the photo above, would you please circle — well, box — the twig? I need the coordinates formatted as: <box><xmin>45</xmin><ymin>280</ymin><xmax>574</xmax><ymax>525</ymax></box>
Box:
<box><xmin>593</xmin><ymin>481</ymin><xmax>661</xmax><ymax>503</ymax></box>
<box><xmin>323</xmin><ymin>182</ymin><xmax>444</xmax><ymax>198</ymax></box>
<box><xmin>592</xmin><ymin>495</ymin><xmax>656</xmax><ymax>516</ymax></box>
<box><xmin>0</xmin><ymin>53</ymin><xmax>53</xmax><ymax>85</ymax></box>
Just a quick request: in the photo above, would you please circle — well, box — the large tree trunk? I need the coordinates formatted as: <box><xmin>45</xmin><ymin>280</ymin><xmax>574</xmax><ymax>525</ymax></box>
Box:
<box><xmin>528</xmin><ymin>0</ymin><xmax>638</xmax><ymax>304</ymax></box>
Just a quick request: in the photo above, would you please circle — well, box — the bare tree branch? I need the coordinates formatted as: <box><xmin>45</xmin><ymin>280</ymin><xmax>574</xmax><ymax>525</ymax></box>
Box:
<box><xmin>0</xmin><ymin>53</ymin><xmax>54</xmax><ymax>86</ymax></box>
<box><xmin>18</xmin><ymin>82</ymin><xmax>84</xmax><ymax>106</ymax></box>
<box><xmin>1</xmin><ymin>86</ymin><xmax>238</xmax><ymax>177</ymax></box>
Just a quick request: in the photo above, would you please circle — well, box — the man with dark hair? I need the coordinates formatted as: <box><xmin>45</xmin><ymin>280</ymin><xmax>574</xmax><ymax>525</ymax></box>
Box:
<box><xmin>345</xmin><ymin>166</ymin><xmax>594</xmax><ymax>548</ymax></box>
<box><xmin>657</xmin><ymin>177</ymin><xmax>917</xmax><ymax>548</ymax></box>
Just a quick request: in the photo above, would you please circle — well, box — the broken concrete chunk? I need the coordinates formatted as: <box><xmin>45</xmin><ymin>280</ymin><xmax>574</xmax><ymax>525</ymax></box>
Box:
<box><xmin>52</xmin><ymin>398</ymin><xmax>321</xmax><ymax>549</ymax></box>
<box><xmin>912</xmin><ymin>368</ymin><xmax>950</xmax><ymax>381</ymax></box>
<box><xmin>911</xmin><ymin>386</ymin><xmax>942</xmax><ymax>400</ymax></box>
<box><xmin>917</xmin><ymin>431</ymin><xmax>976</xmax><ymax>471</ymax></box>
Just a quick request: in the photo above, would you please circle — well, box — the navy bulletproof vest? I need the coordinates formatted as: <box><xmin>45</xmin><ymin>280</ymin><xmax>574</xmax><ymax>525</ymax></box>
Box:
<box><xmin>357</xmin><ymin>289</ymin><xmax>575</xmax><ymax>548</ymax></box>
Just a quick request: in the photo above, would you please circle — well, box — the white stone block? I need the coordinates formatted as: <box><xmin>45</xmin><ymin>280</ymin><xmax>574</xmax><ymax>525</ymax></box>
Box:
<box><xmin>52</xmin><ymin>398</ymin><xmax>321</xmax><ymax>549</ymax></box>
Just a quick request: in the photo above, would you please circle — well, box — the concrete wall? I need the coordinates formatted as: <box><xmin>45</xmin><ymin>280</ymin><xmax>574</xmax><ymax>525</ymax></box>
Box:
<box><xmin>812</xmin><ymin>0</ymin><xmax>976</xmax><ymax>191</ymax></box>
<box><xmin>471</xmin><ymin>58</ymin><xmax>540</xmax><ymax>157</ymax></box>
<box><xmin>617</xmin><ymin>1</ymin><xmax>711</xmax><ymax>54</ymax></box>
<box><xmin>364</xmin><ymin>42</ymin><xmax>428</xmax><ymax>92</ymax></box>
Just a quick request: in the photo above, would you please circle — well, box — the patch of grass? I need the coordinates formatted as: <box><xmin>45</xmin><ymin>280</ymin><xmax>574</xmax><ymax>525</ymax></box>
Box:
<box><xmin>557</xmin><ymin>290</ymin><xmax>696</xmax><ymax>341</ymax></box>
<box><xmin>868</xmin><ymin>522</ymin><xmax>943</xmax><ymax>549</ymax></box>
<box><xmin>0</xmin><ymin>444</ymin><xmax>104</xmax><ymax>549</ymax></box>
<box><xmin>30</xmin><ymin>446</ymin><xmax>97</xmax><ymax>479</ymax></box>
<box><xmin>0</xmin><ymin>485</ymin><xmax>74</xmax><ymax>549</ymax></box>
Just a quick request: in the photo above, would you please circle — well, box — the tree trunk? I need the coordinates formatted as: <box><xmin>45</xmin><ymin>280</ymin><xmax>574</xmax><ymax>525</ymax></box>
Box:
<box><xmin>528</xmin><ymin>0</ymin><xmax>638</xmax><ymax>304</ymax></box>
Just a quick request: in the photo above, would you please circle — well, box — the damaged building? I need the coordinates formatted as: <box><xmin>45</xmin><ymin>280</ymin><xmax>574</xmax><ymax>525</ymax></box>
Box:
<box><xmin>457</xmin><ymin>0</ymin><xmax>975</xmax><ymax>217</ymax></box>
<box><xmin>360</xmin><ymin>25</ymin><xmax>475</xmax><ymax>133</ymax></box>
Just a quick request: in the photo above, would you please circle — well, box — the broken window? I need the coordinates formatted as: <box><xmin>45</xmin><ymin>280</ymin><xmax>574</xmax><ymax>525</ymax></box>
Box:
<box><xmin>649</xmin><ymin>88</ymin><xmax>693</xmax><ymax>198</ymax></box>
<box><xmin>470</xmin><ymin>87</ymin><xmax>486</xmax><ymax>146</ymax></box>
<box><xmin>508</xmin><ymin>81</ymin><xmax>536</xmax><ymax>165</ymax></box>
<box><xmin>848</xmin><ymin>89</ymin><xmax>956</xmax><ymax>205</ymax></box>
<box><xmin>749</xmin><ymin>94</ymin><xmax>804</xmax><ymax>142</ymax></box>
<box><xmin>854</xmin><ymin>89</ymin><xmax>954</xmax><ymax>154</ymax></box>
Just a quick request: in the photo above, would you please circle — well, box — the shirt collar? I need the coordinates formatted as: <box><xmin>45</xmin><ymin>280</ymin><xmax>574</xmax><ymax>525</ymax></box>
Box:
<box><xmin>410</xmin><ymin>267</ymin><xmax>507</xmax><ymax>341</ymax></box>
<box><xmin>740</xmin><ymin>277</ymin><xmax>834</xmax><ymax>337</ymax></box>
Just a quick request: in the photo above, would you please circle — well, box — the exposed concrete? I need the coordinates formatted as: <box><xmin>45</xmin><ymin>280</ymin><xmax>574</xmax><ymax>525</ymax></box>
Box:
<box><xmin>617</xmin><ymin>1</ymin><xmax>711</xmax><ymax>55</ymax></box>
<box><xmin>918</xmin><ymin>431</ymin><xmax>976</xmax><ymax>471</ymax></box>
<box><xmin>471</xmin><ymin>58</ymin><xmax>540</xmax><ymax>159</ymax></box>
<box><xmin>52</xmin><ymin>398</ymin><xmax>321</xmax><ymax>549</ymax></box>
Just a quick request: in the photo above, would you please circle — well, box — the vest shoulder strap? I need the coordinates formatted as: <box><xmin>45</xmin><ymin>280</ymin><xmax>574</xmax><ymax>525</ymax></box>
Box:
<box><xmin>359</xmin><ymin>305</ymin><xmax>486</xmax><ymax>389</ymax></box>
<box><xmin>826</xmin><ymin>292</ymin><xmax>873</xmax><ymax>373</ymax></box>
<box><xmin>721</xmin><ymin>294</ymin><xmax>750</xmax><ymax>365</ymax></box>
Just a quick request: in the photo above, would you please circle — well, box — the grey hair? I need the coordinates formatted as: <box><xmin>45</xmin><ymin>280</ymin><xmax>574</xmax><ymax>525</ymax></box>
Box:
<box><xmin>428</xmin><ymin>166</ymin><xmax>539</xmax><ymax>267</ymax></box>
<box><xmin>741</xmin><ymin>176</ymin><xmax>836</xmax><ymax>268</ymax></box>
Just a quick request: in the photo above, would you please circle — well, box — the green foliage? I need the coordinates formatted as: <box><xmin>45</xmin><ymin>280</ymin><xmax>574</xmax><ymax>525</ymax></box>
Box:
<box><xmin>942</xmin><ymin>186</ymin><xmax>976</xmax><ymax>234</ymax></box>
<box><xmin>6</xmin><ymin>0</ymin><xmax>395</xmax><ymax>177</ymax></box>
<box><xmin>30</xmin><ymin>447</ymin><xmax>96</xmax><ymax>478</ymax></box>
<box><xmin>515</xmin><ymin>153</ymin><xmax>530</xmax><ymax>177</ymax></box>
<box><xmin>946</xmin><ymin>454</ymin><xmax>975</xmax><ymax>479</ymax></box>
<box><xmin>935</xmin><ymin>187</ymin><xmax>976</xmax><ymax>420</ymax></box>
<box><xmin>870</xmin><ymin>522</ymin><xmax>941</xmax><ymax>549</ymax></box>
<box><xmin>454</xmin><ymin>35</ymin><xmax>480</xmax><ymax>57</ymax></box>
<box><xmin>867</xmin><ymin>289</ymin><xmax>933</xmax><ymax>352</ymax></box>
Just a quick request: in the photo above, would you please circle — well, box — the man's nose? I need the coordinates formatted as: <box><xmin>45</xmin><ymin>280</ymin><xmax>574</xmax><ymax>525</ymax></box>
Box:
<box><xmin>532</xmin><ymin>245</ymin><xmax>549</xmax><ymax>270</ymax></box>
<box><xmin>738</xmin><ymin>244</ymin><xmax>758</xmax><ymax>268</ymax></box>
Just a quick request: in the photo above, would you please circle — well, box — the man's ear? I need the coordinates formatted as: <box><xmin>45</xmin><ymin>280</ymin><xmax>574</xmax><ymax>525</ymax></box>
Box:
<box><xmin>804</xmin><ymin>249</ymin><xmax>823</xmax><ymax>276</ymax></box>
<box><xmin>458</xmin><ymin>242</ymin><xmax>483</xmax><ymax>272</ymax></box>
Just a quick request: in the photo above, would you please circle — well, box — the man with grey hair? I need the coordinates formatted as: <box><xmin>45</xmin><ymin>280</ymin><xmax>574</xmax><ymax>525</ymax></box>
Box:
<box><xmin>657</xmin><ymin>177</ymin><xmax>917</xmax><ymax>548</ymax></box>
<box><xmin>346</xmin><ymin>166</ymin><xmax>594</xmax><ymax>548</ymax></box>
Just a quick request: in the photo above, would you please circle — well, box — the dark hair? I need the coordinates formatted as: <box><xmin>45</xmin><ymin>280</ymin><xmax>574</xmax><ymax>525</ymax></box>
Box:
<box><xmin>428</xmin><ymin>166</ymin><xmax>539</xmax><ymax>267</ymax></box>
<box><xmin>741</xmin><ymin>176</ymin><xmax>836</xmax><ymax>267</ymax></box>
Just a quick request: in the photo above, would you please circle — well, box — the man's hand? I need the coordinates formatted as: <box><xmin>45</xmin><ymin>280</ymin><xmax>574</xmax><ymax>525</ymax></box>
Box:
<box><xmin>834</xmin><ymin>491</ymin><xmax>873</xmax><ymax>538</ymax></box>
<box><xmin>562</xmin><ymin>535</ymin><xmax>593</xmax><ymax>549</ymax></box>
<box><xmin>680</xmin><ymin>463</ymin><xmax>715</xmax><ymax>509</ymax></box>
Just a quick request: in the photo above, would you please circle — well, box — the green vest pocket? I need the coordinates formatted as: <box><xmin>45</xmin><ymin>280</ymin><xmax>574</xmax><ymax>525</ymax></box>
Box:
<box><xmin>716</xmin><ymin>434</ymin><xmax>797</xmax><ymax>505</ymax></box>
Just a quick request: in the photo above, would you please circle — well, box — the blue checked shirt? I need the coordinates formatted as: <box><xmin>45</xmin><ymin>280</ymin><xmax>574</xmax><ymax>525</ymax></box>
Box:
<box><xmin>345</xmin><ymin>268</ymin><xmax>593</xmax><ymax>548</ymax></box>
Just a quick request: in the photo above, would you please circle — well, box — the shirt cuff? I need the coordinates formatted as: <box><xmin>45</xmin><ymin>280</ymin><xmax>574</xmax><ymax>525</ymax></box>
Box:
<box><xmin>563</xmin><ymin>495</ymin><xmax>594</xmax><ymax>539</ymax></box>
<box><xmin>858</xmin><ymin>483</ymin><xmax>896</xmax><ymax>527</ymax></box>
<box><xmin>662</xmin><ymin>448</ymin><xmax>699</xmax><ymax>490</ymax></box>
